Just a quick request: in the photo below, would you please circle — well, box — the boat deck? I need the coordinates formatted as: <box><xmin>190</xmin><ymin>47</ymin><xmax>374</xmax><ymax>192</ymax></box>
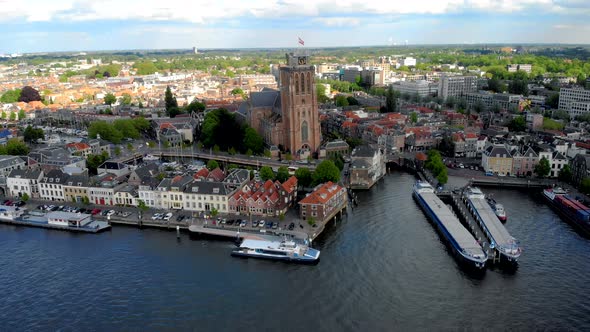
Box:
<box><xmin>420</xmin><ymin>192</ymin><xmax>485</xmax><ymax>258</ymax></box>
<box><xmin>468</xmin><ymin>197</ymin><xmax>516</xmax><ymax>249</ymax></box>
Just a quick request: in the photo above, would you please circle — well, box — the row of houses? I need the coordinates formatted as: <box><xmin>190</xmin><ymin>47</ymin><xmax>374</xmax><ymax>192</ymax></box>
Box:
<box><xmin>482</xmin><ymin>144</ymin><xmax>568</xmax><ymax>177</ymax></box>
<box><xmin>5</xmin><ymin>162</ymin><xmax>347</xmax><ymax>221</ymax></box>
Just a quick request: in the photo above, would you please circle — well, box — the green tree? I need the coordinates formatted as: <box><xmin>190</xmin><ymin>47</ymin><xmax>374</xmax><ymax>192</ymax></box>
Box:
<box><xmin>86</xmin><ymin>151</ymin><xmax>109</xmax><ymax>175</ymax></box>
<box><xmin>210</xmin><ymin>207</ymin><xmax>219</xmax><ymax>218</ymax></box>
<box><xmin>82</xmin><ymin>196</ymin><xmax>90</xmax><ymax>205</ymax></box>
<box><xmin>1</xmin><ymin>111</ymin><xmax>5</xmax><ymax>119</ymax></box>
<box><xmin>186</xmin><ymin>99</ymin><xmax>206</xmax><ymax>113</ymax></box>
<box><xmin>134</xmin><ymin>61</ymin><xmax>158</xmax><ymax>75</ymax></box>
<box><xmin>534</xmin><ymin>157</ymin><xmax>551</xmax><ymax>178</ymax></box>
<box><xmin>231</xmin><ymin>88</ymin><xmax>244</xmax><ymax>97</ymax></box>
<box><xmin>0</xmin><ymin>89</ymin><xmax>22</xmax><ymax>103</ymax></box>
<box><xmin>316</xmin><ymin>84</ymin><xmax>329</xmax><ymax>103</ymax></box>
<box><xmin>114</xmin><ymin>119</ymin><xmax>140</xmax><ymax>139</ymax></box>
<box><xmin>508</xmin><ymin>79</ymin><xmax>529</xmax><ymax>96</ymax></box>
<box><xmin>114</xmin><ymin>146</ymin><xmax>121</xmax><ymax>156</ymax></box>
<box><xmin>295</xmin><ymin>167</ymin><xmax>312</xmax><ymax>188</ymax></box>
<box><xmin>508</xmin><ymin>116</ymin><xmax>527</xmax><ymax>132</ymax></box>
<box><xmin>581</xmin><ymin>177</ymin><xmax>590</xmax><ymax>195</ymax></box>
<box><xmin>104</xmin><ymin>93</ymin><xmax>116</xmax><ymax>105</ymax></box>
<box><xmin>436</xmin><ymin>167</ymin><xmax>448</xmax><ymax>185</ymax></box>
<box><xmin>263</xmin><ymin>149</ymin><xmax>272</xmax><ymax>158</ymax></box>
<box><xmin>487</xmin><ymin>77</ymin><xmax>507</xmax><ymax>93</ymax></box>
<box><xmin>385</xmin><ymin>85</ymin><xmax>397</xmax><ymax>113</ymax></box>
<box><xmin>243</xmin><ymin>127</ymin><xmax>264</xmax><ymax>155</ymax></box>
<box><xmin>131</xmin><ymin>117</ymin><xmax>150</xmax><ymax>132</ymax></box>
<box><xmin>207</xmin><ymin>159</ymin><xmax>219</xmax><ymax>170</ymax></box>
<box><xmin>546</xmin><ymin>93</ymin><xmax>559</xmax><ymax>109</ymax></box>
<box><xmin>21</xmin><ymin>193</ymin><xmax>29</xmax><ymax>202</ymax></box>
<box><xmin>9</xmin><ymin>112</ymin><xmax>16</xmax><ymax>121</ymax></box>
<box><xmin>312</xmin><ymin>160</ymin><xmax>340</xmax><ymax>185</ymax></box>
<box><xmin>137</xmin><ymin>199</ymin><xmax>149</xmax><ymax>213</ymax></box>
<box><xmin>346</xmin><ymin>96</ymin><xmax>359</xmax><ymax>106</ymax></box>
<box><xmin>5</xmin><ymin>139</ymin><xmax>29</xmax><ymax>155</ymax></box>
<box><xmin>558</xmin><ymin>164</ymin><xmax>572</xmax><ymax>183</ymax></box>
<box><xmin>259</xmin><ymin>166</ymin><xmax>274</xmax><ymax>181</ymax></box>
<box><xmin>121</xmin><ymin>93</ymin><xmax>132</xmax><ymax>105</ymax></box>
<box><xmin>276</xmin><ymin>166</ymin><xmax>290</xmax><ymax>182</ymax></box>
<box><xmin>410</xmin><ymin>112</ymin><xmax>418</xmax><ymax>124</ymax></box>
<box><xmin>88</xmin><ymin>121</ymin><xmax>123</xmax><ymax>143</ymax></box>
<box><xmin>18</xmin><ymin>109</ymin><xmax>26</xmax><ymax>120</ymax></box>
<box><xmin>24</xmin><ymin>125</ymin><xmax>44</xmax><ymax>143</ymax></box>
<box><xmin>165</xmin><ymin>86</ymin><xmax>179</xmax><ymax>117</ymax></box>
<box><xmin>335</xmin><ymin>95</ymin><xmax>349</xmax><ymax>107</ymax></box>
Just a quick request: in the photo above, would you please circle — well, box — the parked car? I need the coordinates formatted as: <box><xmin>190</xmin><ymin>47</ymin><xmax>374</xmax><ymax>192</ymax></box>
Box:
<box><xmin>121</xmin><ymin>212</ymin><xmax>131</xmax><ymax>218</ymax></box>
<box><xmin>91</xmin><ymin>209</ymin><xmax>101</xmax><ymax>215</ymax></box>
<box><xmin>252</xmin><ymin>220</ymin><xmax>259</xmax><ymax>227</ymax></box>
<box><xmin>163</xmin><ymin>212</ymin><xmax>173</xmax><ymax>221</ymax></box>
<box><xmin>288</xmin><ymin>222</ymin><xmax>295</xmax><ymax>230</ymax></box>
<box><xmin>265</xmin><ymin>221</ymin><xmax>273</xmax><ymax>229</ymax></box>
<box><xmin>151</xmin><ymin>213</ymin><xmax>161</xmax><ymax>220</ymax></box>
<box><xmin>14</xmin><ymin>201</ymin><xmax>25</xmax><ymax>207</ymax></box>
<box><xmin>106</xmin><ymin>210</ymin><xmax>116</xmax><ymax>217</ymax></box>
<box><xmin>240</xmin><ymin>220</ymin><xmax>247</xmax><ymax>227</ymax></box>
<box><xmin>258</xmin><ymin>220</ymin><xmax>265</xmax><ymax>228</ymax></box>
<box><xmin>176</xmin><ymin>215</ymin><xmax>184</xmax><ymax>222</ymax></box>
<box><xmin>272</xmin><ymin>222</ymin><xmax>278</xmax><ymax>229</ymax></box>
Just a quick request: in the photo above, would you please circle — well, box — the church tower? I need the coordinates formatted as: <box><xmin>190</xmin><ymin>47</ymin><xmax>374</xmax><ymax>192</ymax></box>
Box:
<box><xmin>279</xmin><ymin>53</ymin><xmax>321</xmax><ymax>156</ymax></box>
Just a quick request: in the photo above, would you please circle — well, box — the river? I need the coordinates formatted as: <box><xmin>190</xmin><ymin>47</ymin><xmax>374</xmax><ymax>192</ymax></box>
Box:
<box><xmin>0</xmin><ymin>172</ymin><xmax>589</xmax><ymax>331</ymax></box>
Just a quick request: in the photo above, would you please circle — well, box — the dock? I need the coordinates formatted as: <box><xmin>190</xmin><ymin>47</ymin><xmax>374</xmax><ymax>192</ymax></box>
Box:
<box><xmin>469</xmin><ymin>177</ymin><xmax>553</xmax><ymax>188</ymax></box>
<box><xmin>188</xmin><ymin>224</ymin><xmax>310</xmax><ymax>242</ymax></box>
<box><xmin>448</xmin><ymin>193</ymin><xmax>493</xmax><ymax>259</ymax></box>
<box><xmin>0</xmin><ymin>217</ymin><xmax>110</xmax><ymax>233</ymax></box>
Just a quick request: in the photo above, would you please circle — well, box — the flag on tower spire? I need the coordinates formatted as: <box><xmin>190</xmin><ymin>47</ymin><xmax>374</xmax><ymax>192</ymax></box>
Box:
<box><xmin>298</xmin><ymin>37</ymin><xmax>304</xmax><ymax>46</ymax></box>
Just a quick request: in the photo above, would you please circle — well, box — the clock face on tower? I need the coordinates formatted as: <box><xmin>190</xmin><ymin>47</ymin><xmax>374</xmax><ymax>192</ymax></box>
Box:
<box><xmin>298</xmin><ymin>57</ymin><xmax>307</xmax><ymax>65</ymax></box>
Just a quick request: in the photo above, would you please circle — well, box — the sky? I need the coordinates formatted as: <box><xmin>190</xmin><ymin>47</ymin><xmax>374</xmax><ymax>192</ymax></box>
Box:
<box><xmin>1</xmin><ymin>0</ymin><xmax>590</xmax><ymax>53</ymax></box>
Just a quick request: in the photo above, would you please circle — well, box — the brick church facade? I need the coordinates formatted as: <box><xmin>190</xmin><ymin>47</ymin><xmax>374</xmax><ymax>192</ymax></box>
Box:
<box><xmin>238</xmin><ymin>53</ymin><xmax>321</xmax><ymax>157</ymax></box>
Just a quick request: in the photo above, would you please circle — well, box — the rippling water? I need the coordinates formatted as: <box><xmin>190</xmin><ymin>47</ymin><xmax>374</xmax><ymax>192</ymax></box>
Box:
<box><xmin>1</xmin><ymin>172</ymin><xmax>589</xmax><ymax>331</ymax></box>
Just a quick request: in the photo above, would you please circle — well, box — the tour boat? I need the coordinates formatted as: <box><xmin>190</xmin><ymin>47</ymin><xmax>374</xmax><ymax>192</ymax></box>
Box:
<box><xmin>231</xmin><ymin>238</ymin><xmax>320</xmax><ymax>263</ymax></box>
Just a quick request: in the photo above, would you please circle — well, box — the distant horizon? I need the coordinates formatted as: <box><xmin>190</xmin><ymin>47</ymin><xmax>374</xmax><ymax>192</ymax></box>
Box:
<box><xmin>6</xmin><ymin>43</ymin><xmax>590</xmax><ymax>56</ymax></box>
<box><xmin>2</xmin><ymin>0</ymin><xmax>590</xmax><ymax>53</ymax></box>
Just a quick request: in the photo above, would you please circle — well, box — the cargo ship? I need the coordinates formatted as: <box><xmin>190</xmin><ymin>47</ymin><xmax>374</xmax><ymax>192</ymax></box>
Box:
<box><xmin>543</xmin><ymin>187</ymin><xmax>590</xmax><ymax>236</ymax></box>
<box><xmin>413</xmin><ymin>181</ymin><xmax>488</xmax><ymax>269</ymax></box>
<box><xmin>464</xmin><ymin>187</ymin><xmax>521</xmax><ymax>264</ymax></box>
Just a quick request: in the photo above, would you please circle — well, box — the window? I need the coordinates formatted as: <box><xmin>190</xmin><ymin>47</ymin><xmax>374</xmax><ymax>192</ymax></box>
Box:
<box><xmin>301</xmin><ymin>121</ymin><xmax>308</xmax><ymax>142</ymax></box>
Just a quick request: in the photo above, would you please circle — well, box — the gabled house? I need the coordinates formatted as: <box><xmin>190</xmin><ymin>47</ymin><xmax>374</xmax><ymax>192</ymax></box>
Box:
<box><xmin>229</xmin><ymin>178</ymin><xmax>294</xmax><ymax>217</ymax></box>
<box><xmin>183</xmin><ymin>180</ymin><xmax>233</xmax><ymax>213</ymax></box>
<box><xmin>7</xmin><ymin>169</ymin><xmax>43</xmax><ymax>198</ymax></box>
<box><xmin>298</xmin><ymin>181</ymin><xmax>347</xmax><ymax>223</ymax></box>
<box><xmin>550</xmin><ymin>151</ymin><xmax>568</xmax><ymax>178</ymax></box>
<box><xmin>63</xmin><ymin>174</ymin><xmax>90</xmax><ymax>203</ymax></box>
<box><xmin>97</xmin><ymin>161</ymin><xmax>131</xmax><ymax>177</ymax></box>
<box><xmin>482</xmin><ymin>145</ymin><xmax>512</xmax><ymax>176</ymax></box>
<box><xmin>511</xmin><ymin>146</ymin><xmax>537</xmax><ymax>177</ymax></box>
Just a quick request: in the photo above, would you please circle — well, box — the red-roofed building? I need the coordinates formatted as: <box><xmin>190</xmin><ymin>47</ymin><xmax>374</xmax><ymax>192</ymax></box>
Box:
<box><xmin>66</xmin><ymin>142</ymin><xmax>92</xmax><ymax>157</ymax></box>
<box><xmin>229</xmin><ymin>177</ymin><xmax>297</xmax><ymax>217</ymax></box>
<box><xmin>207</xmin><ymin>168</ymin><xmax>225</xmax><ymax>182</ymax></box>
<box><xmin>298</xmin><ymin>181</ymin><xmax>347</xmax><ymax>223</ymax></box>
<box><xmin>193</xmin><ymin>168</ymin><xmax>209</xmax><ymax>180</ymax></box>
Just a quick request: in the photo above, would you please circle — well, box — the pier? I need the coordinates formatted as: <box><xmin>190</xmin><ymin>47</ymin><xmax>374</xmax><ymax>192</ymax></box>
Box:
<box><xmin>0</xmin><ymin>217</ymin><xmax>110</xmax><ymax>233</ymax></box>
<box><xmin>188</xmin><ymin>224</ymin><xmax>310</xmax><ymax>242</ymax></box>
<box><xmin>469</xmin><ymin>177</ymin><xmax>553</xmax><ymax>188</ymax></box>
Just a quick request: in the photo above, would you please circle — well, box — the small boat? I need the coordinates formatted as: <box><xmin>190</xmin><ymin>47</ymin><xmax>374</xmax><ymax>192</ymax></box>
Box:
<box><xmin>231</xmin><ymin>238</ymin><xmax>320</xmax><ymax>263</ymax></box>
<box><xmin>487</xmin><ymin>197</ymin><xmax>507</xmax><ymax>222</ymax></box>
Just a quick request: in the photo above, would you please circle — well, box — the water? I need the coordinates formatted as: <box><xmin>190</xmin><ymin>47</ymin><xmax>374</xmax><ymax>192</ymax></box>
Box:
<box><xmin>1</xmin><ymin>172</ymin><xmax>589</xmax><ymax>331</ymax></box>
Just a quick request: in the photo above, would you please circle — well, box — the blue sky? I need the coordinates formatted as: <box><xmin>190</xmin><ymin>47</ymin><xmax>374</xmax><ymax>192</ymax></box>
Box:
<box><xmin>0</xmin><ymin>0</ymin><xmax>589</xmax><ymax>53</ymax></box>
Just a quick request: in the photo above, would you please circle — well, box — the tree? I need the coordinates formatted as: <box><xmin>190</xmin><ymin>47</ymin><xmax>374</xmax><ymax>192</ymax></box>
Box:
<box><xmin>508</xmin><ymin>116</ymin><xmax>527</xmax><ymax>132</ymax></box>
<box><xmin>9</xmin><ymin>112</ymin><xmax>16</xmax><ymax>121</ymax></box>
<box><xmin>508</xmin><ymin>79</ymin><xmax>529</xmax><ymax>96</ymax></box>
<box><xmin>186</xmin><ymin>99</ymin><xmax>205</xmax><ymax>113</ymax></box>
<box><xmin>558</xmin><ymin>164</ymin><xmax>572</xmax><ymax>183</ymax></box>
<box><xmin>88</xmin><ymin>121</ymin><xmax>123</xmax><ymax>143</ymax></box>
<box><xmin>18</xmin><ymin>86</ymin><xmax>41</xmax><ymax>102</ymax></box>
<box><xmin>165</xmin><ymin>86</ymin><xmax>179</xmax><ymax>117</ymax></box>
<box><xmin>552</xmin><ymin>110</ymin><xmax>570</xmax><ymax>122</ymax></box>
<box><xmin>114</xmin><ymin>146</ymin><xmax>121</xmax><ymax>156</ymax></box>
<box><xmin>295</xmin><ymin>167</ymin><xmax>312</xmax><ymax>188</ymax></box>
<box><xmin>581</xmin><ymin>177</ymin><xmax>590</xmax><ymax>195</ymax></box>
<box><xmin>24</xmin><ymin>125</ymin><xmax>44</xmax><ymax>143</ymax></box>
<box><xmin>259</xmin><ymin>166</ymin><xmax>274</xmax><ymax>181</ymax></box>
<box><xmin>21</xmin><ymin>193</ymin><xmax>29</xmax><ymax>202</ymax></box>
<box><xmin>131</xmin><ymin>117</ymin><xmax>150</xmax><ymax>132</ymax></box>
<box><xmin>86</xmin><ymin>151</ymin><xmax>109</xmax><ymax>175</ymax></box>
<box><xmin>436</xmin><ymin>167</ymin><xmax>448</xmax><ymax>185</ymax></box>
<box><xmin>276</xmin><ymin>166</ymin><xmax>290</xmax><ymax>182</ymax></box>
<box><xmin>487</xmin><ymin>77</ymin><xmax>507</xmax><ymax>93</ymax></box>
<box><xmin>410</xmin><ymin>112</ymin><xmax>418</xmax><ymax>124</ymax></box>
<box><xmin>82</xmin><ymin>196</ymin><xmax>90</xmax><ymax>205</ymax></box>
<box><xmin>0</xmin><ymin>111</ymin><xmax>5</xmax><ymax>119</ymax></box>
<box><xmin>243</xmin><ymin>127</ymin><xmax>264</xmax><ymax>155</ymax></box>
<box><xmin>230</xmin><ymin>88</ymin><xmax>244</xmax><ymax>97</ymax></box>
<box><xmin>445</xmin><ymin>96</ymin><xmax>456</xmax><ymax>108</ymax></box>
<box><xmin>113</xmin><ymin>119</ymin><xmax>140</xmax><ymax>139</ymax></box>
<box><xmin>534</xmin><ymin>157</ymin><xmax>551</xmax><ymax>178</ymax></box>
<box><xmin>205</xmin><ymin>159</ymin><xmax>219</xmax><ymax>170</ymax></box>
<box><xmin>121</xmin><ymin>93</ymin><xmax>132</xmax><ymax>105</ymax></box>
<box><xmin>4</xmin><ymin>139</ymin><xmax>29</xmax><ymax>155</ymax></box>
<box><xmin>18</xmin><ymin>109</ymin><xmax>26</xmax><ymax>120</ymax></box>
<box><xmin>346</xmin><ymin>96</ymin><xmax>359</xmax><ymax>106</ymax></box>
<box><xmin>335</xmin><ymin>95</ymin><xmax>349</xmax><ymax>107</ymax></box>
<box><xmin>0</xmin><ymin>89</ymin><xmax>21</xmax><ymax>103</ymax></box>
<box><xmin>210</xmin><ymin>207</ymin><xmax>219</xmax><ymax>218</ymax></box>
<box><xmin>546</xmin><ymin>93</ymin><xmax>559</xmax><ymax>109</ymax></box>
<box><xmin>316</xmin><ymin>84</ymin><xmax>329</xmax><ymax>103</ymax></box>
<box><xmin>385</xmin><ymin>85</ymin><xmax>397</xmax><ymax>113</ymax></box>
<box><xmin>312</xmin><ymin>160</ymin><xmax>340</xmax><ymax>185</ymax></box>
<box><xmin>137</xmin><ymin>199</ymin><xmax>149</xmax><ymax>213</ymax></box>
<box><xmin>104</xmin><ymin>93</ymin><xmax>116</xmax><ymax>105</ymax></box>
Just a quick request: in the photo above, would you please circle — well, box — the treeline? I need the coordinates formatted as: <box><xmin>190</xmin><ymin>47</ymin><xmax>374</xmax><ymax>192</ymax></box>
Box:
<box><xmin>257</xmin><ymin>160</ymin><xmax>340</xmax><ymax>188</ymax></box>
<box><xmin>425</xmin><ymin>150</ymin><xmax>448</xmax><ymax>185</ymax></box>
<box><xmin>88</xmin><ymin>117</ymin><xmax>150</xmax><ymax>144</ymax></box>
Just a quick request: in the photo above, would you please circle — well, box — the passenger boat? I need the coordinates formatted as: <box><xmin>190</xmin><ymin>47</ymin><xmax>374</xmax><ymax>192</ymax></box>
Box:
<box><xmin>464</xmin><ymin>187</ymin><xmax>521</xmax><ymax>264</ymax></box>
<box><xmin>413</xmin><ymin>181</ymin><xmax>487</xmax><ymax>269</ymax></box>
<box><xmin>487</xmin><ymin>197</ymin><xmax>507</xmax><ymax>222</ymax></box>
<box><xmin>543</xmin><ymin>187</ymin><xmax>590</xmax><ymax>236</ymax></box>
<box><xmin>231</xmin><ymin>238</ymin><xmax>320</xmax><ymax>263</ymax></box>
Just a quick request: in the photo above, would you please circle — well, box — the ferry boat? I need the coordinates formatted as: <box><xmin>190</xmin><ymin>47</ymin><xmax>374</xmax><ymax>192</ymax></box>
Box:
<box><xmin>231</xmin><ymin>238</ymin><xmax>320</xmax><ymax>263</ymax></box>
<box><xmin>413</xmin><ymin>181</ymin><xmax>487</xmax><ymax>269</ymax></box>
<box><xmin>543</xmin><ymin>187</ymin><xmax>590</xmax><ymax>236</ymax></box>
<box><xmin>486</xmin><ymin>197</ymin><xmax>507</xmax><ymax>222</ymax></box>
<box><xmin>464</xmin><ymin>187</ymin><xmax>521</xmax><ymax>264</ymax></box>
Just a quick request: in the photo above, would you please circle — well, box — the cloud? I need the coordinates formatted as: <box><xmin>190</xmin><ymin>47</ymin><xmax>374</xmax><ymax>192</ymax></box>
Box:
<box><xmin>0</xmin><ymin>0</ymin><xmax>584</xmax><ymax>24</ymax></box>
<box><xmin>312</xmin><ymin>17</ymin><xmax>361</xmax><ymax>27</ymax></box>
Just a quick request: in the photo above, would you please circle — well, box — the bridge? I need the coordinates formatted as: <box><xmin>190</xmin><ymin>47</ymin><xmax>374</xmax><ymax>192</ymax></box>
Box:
<box><xmin>116</xmin><ymin>148</ymin><xmax>317</xmax><ymax>171</ymax></box>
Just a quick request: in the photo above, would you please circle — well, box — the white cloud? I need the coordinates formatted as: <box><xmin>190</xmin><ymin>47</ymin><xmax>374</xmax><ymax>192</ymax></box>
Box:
<box><xmin>312</xmin><ymin>17</ymin><xmax>361</xmax><ymax>27</ymax></box>
<box><xmin>0</xmin><ymin>0</ymin><xmax>584</xmax><ymax>24</ymax></box>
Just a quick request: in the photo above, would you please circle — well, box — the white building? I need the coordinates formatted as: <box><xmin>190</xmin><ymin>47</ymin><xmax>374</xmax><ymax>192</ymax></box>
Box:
<box><xmin>390</xmin><ymin>80</ymin><xmax>438</xmax><ymax>97</ymax></box>
<box><xmin>38</xmin><ymin>170</ymin><xmax>69</xmax><ymax>202</ymax></box>
<box><xmin>0</xmin><ymin>205</ymin><xmax>24</xmax><ymax>221</ymax></box>
<box><xmin>0</xmin><ymin>156</ymin><xmax>26</xmax><ymax>179</ymax></box>
<box><xmin>6</xmin><ymin>169</ymin><xmax>43</xmax><ymax>198</ymax></box>
<box><xmin>401</xmin><ymin>57</ymin><xmax>416</xmax><ymax>67</ymax></box>
<box><xmin>559</xmin><ymin>87</ymin><xmax>590</xmax><ymax>117</ymax></box>
<box><xmin>182</xmin><ymin>181</ymin><xmax>232</xmax><ymax>213</ymax></box>
<box><xmin>438</xmin><ymin>75</ymin><xmax>478</xmax><ymax>100</ymax></box>
<box><xmin>47</xmin><ymin>211</ymin><xmax>92</xmax><ymax>227</ymax></box>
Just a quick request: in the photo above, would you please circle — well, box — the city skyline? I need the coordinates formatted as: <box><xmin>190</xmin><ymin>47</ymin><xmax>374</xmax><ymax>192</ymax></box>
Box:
<box><xmin>1</xmin><ymin>0</ymin><xmax>590</xmax><ymax>53</ymax></box>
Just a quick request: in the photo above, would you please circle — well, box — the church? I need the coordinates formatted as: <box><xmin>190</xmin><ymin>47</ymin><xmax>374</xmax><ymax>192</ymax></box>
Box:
<box><xmin>237</xmin><ymin>53</ymin><xmax>321</xmax><ymax>158</ymax></box>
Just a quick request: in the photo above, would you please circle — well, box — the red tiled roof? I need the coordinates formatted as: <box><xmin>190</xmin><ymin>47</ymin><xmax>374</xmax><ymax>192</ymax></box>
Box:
<box><xmin>299</xmin><ymin>181</ymin><xmax>344</xmax><ymax>205</ymax></box>
<box><xmin>282</xmin><ymin>176</ymin><xmax>298</xmax><ymax>194</ymax></box>
<box><xmin>194</xmin><ymin>168</ymin><xmax>209</xmax><ymax>179</ymax></box>
<box><xmin>416</xmin><ymin>152</ymin><xmax>428</xmax><ymax>161</ymax></box>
